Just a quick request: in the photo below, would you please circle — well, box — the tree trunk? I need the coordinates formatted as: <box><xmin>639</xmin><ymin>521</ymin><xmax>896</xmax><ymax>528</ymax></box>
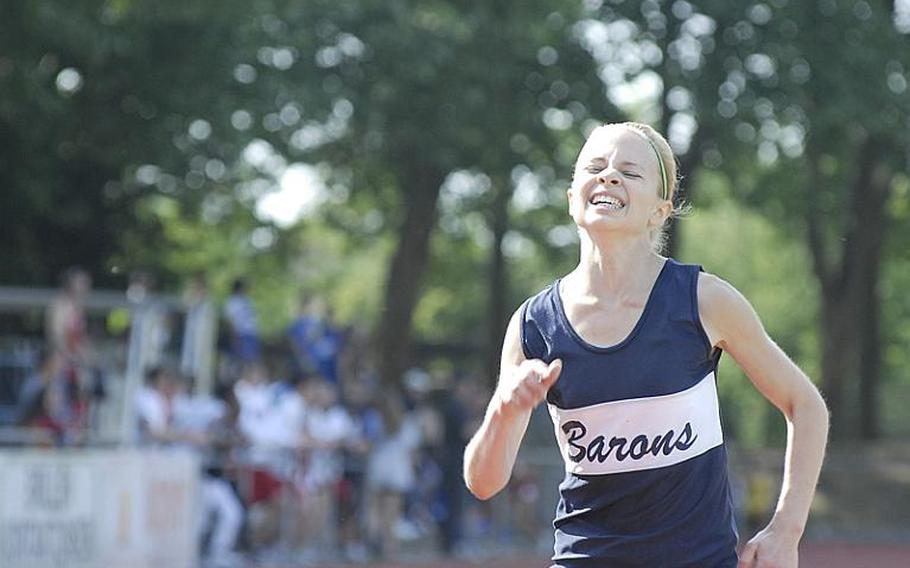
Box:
<box><xmin>854</xmin><ymin>161</ymin><xmax>891</xmax><ymax>439</ymax></box>
<box><xmin>818</xmin><ymin>293</ymin><xmax>858</xmax><ymax>438</ymax></box>
<box><xmin>858</xmin><ymin>271</ymin><xmax>882</xmax><ymax>439</ymax></box>
<box><xmin>375</xmin><ymin>167</ymin><xmax>446</xmax><ymax>389</ymax></box>
<box><xmin>485</xmin><ymin>178</ymin><xmax>510</xmax><ymax>388</ymax></box>
<box><xmin>807</xmin><ymin>139</ymin><xmax>891</xmax><ymax>440</ymax></box>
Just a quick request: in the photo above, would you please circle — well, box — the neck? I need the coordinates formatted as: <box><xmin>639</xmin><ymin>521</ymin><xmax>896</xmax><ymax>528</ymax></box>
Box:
<box><xmin>568</xmin><ymin>230</ymin><xmax>665</xmax><ymax>298</ymax></box>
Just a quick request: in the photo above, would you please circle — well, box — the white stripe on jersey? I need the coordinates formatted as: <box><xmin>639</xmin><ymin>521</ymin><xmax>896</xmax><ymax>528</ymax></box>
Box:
<box><xmin>548</xmin><ymin>372</ymin><xmax>724</xmax><ymax>476</ymax></box>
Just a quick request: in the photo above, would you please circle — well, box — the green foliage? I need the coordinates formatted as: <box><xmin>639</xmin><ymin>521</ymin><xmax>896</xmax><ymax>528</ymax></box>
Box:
<box><xmin>680</xmin><ymin>170</ymin><xmax>820</xmax><ymax>447</ymax></box>
<box><xmin>882</xmin><ymin>173</ymin><xmax>910</xmax><ymax>436</ymax></box>
<box><xmin>2</xmin><ymin>0</ymin><xmax>910</xmax><ymax>441</ymax></box>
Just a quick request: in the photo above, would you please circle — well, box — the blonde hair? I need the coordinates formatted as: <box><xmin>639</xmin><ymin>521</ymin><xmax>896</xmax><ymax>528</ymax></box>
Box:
<box><xmin>594</xmin><ymin>122</ymin><xmax>688</xmax><ymax>253</ymax></box>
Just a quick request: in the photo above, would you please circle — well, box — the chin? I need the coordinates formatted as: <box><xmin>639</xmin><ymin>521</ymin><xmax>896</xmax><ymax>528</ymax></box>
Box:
<box><xmin>579</xmin><ymin>214</ymin><xmax>626</xmax><ymax>231</ymax></box>
<box><xmin>578</xmin><ymin>218</ymin><xmax>643</xmax><ymax>240</ymax></box>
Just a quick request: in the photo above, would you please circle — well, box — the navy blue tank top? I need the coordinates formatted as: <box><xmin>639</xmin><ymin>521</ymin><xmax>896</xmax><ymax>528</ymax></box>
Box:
<box><xmin>521</xmin><ymin>258</ymin><xmax>738</xmax><ymax>568</ymax></box>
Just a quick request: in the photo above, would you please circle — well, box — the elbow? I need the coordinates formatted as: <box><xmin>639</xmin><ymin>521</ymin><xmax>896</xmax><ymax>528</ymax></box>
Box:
<box><xmin>462</xmin><ymin>435</ymin><xmax>509</xmax><ymax>500</ymax></box>
<box><xmin>814</xmin><ymin>389</ymin><xmax>831</xmax><ymax>432</ymax></box>
<box><xmin>463</xmin><ymin>461</ymin><xmax>505</xmax><ymax>501</ymax></box>
<box><xmin>788</xmin><ymin>385</ymin><xmax>830</xmax><ymax>428</ymax></box>
<box><xmin>464</xmin><ymin>476</ymin><xmax>503</xmax><ymax>501</ymax></box>
<box><xmin>805</xmin><ymin>384</ymin><xmax>830</xmax><ymax>421</ymax></box>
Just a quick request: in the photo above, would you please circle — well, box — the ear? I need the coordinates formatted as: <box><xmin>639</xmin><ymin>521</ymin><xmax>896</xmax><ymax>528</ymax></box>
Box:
<box><xmin>649</xmin><ymin>199</ymin><xmax>673</xmax><ymax>229</ymax></box>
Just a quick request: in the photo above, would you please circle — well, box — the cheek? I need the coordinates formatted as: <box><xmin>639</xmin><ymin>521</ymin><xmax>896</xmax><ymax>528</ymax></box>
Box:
<box><xmin>567</xmin><ymin>189</ymin><xmax>582</xmax><ymax>217</ymax></box>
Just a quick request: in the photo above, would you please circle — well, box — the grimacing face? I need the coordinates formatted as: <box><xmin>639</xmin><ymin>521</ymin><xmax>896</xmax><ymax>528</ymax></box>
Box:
<box><xmin>567</xmin><ymin>127</ymin><xmax>671</xmax><ymax>237</ymax></box>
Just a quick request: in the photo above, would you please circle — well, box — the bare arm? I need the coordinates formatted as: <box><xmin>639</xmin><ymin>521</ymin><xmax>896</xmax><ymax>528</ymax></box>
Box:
<box><xmin>699</xmin><ymin>273</ymin><xmax>829</xmax><ymax>567</ymax></box>
<box><xmin>463</xmin><ymin>307</ymin><xmax>562</xmax><ymax>500</ymax></box>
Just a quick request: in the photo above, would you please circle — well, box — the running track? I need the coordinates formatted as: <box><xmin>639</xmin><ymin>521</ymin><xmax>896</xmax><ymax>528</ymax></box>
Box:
<box><xmin>339</xmin><ymin>541</ymin><xmax>909</xmax><ymax>568</ymax></box>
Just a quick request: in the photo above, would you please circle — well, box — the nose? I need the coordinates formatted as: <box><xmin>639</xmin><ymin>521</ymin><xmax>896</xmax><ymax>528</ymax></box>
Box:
<box><xmin>596</xmin><ymin>169</ymin><xmax>622</xmax><ymax>186</ymax></box>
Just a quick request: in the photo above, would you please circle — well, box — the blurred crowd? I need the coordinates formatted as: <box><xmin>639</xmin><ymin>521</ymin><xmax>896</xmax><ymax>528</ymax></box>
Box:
<box><xmin>0</xmin><ymin>267</ymin><xmax>520</xmax><ymax>567</ymax></box>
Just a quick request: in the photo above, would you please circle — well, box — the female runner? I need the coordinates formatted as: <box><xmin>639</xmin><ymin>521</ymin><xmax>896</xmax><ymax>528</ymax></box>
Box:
<box><xmin>463</xmin><ymin>122</ymin><xmax>829</xmax><ymax>567</ymax></box>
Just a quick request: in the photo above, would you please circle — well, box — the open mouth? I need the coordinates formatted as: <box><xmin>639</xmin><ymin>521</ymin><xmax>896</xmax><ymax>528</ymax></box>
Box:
<box><xmin>588</xmin><ymin>192</ymin><xmax>625</xmax><ymax>210</ymax></box>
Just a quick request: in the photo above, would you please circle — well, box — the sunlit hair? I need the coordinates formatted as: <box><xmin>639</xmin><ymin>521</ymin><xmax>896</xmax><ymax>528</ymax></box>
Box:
<box><xmin>589</xmin><ymin>122</ymin><xmax>690</xmax><ymax>253</ymax></box>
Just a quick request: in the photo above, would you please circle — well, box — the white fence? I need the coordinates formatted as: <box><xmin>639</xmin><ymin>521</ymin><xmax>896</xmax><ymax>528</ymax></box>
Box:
<box><xmin>0</xmin><ymin>449</ymin><xmax>199</xmax><ymax>568</ymax></box>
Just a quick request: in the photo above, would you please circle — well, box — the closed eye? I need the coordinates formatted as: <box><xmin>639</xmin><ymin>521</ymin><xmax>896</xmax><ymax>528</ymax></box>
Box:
<box><xmin>585</xmin><ymin>164</ymin><xmax>642</xmax><ymax>178</ymax></box>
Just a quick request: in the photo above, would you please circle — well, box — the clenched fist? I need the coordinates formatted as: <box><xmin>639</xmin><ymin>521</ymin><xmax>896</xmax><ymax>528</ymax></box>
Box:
<box><xmin>497</xmin><ymin>358</ymin><xmax>563</xmax><ymax>415</ymax></box>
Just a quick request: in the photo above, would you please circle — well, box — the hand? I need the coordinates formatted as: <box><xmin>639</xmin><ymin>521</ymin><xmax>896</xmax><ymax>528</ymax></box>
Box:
<box><xmin>737</xmin><ymin>524</ymin><xmax>800</xmax><ymax>568</ymax></box>
<box><xmin>496</xmin><ymin>358</ymin><xmax>562</xmax><ymax>416</ymax></box>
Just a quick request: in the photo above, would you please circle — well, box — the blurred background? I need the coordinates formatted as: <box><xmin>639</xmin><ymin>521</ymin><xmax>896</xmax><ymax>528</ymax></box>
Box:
<box><xmin>1</xmin><ymin>1</ymin><xmax>909</xmax><ymax>567</ymax></box>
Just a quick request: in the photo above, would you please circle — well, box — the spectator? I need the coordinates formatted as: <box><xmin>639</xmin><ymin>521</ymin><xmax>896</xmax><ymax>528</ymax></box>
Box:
<box><xmin>224</xmin><ymin>279</ymin><xmax>260</xmax><ymax>366</ymax></box>
<box><xmin>136</xmin><ymin>366</ymin><xmax>244</xmax><ymax>567</ymax></box>
<box><xmin>406</xmin><ymin>369</ymin><xmax>445</xmax><ymax>542</ymax></box>
<box><xmin>437</xmin><ymin>375</ymin><xmax>476</xmax><ymax>555</ymax></box>
<box><xmin>364</xmin><ymin>386</ymin><xmax>422</xmax><ymax>559</ymax></box>
<box><xmin>175</xmin><ymin>376</ymin><xmax>246</xmax><ymax>568</ymax></box>
<box><xmin>0</xmin><ymin>347</ymin><xmax>65</xmax><ymax>445</ymax></box>
<box><xmin>337</xmin><ymin>378</ymin><xmax>380</xmax><ymax>561</ymax></box>
<box><xmin>135</xmin><ymin>365</ymin><xmax>184</xmax><ymax>445</ymax></box>
<box><xmin>180</xmin><ymin>273</ymin><xmax>217</xmax><ymax>395</ymax></box>
<box><xmin>297</xmin><ymin>378</ymin><xmax>356</xmax><ymax>559</ymax></box>
<box><xmin>232</xmin><ymin>363</ymin><xmax>302</xmax><ymax>551</ymax></box>
<box><xmin>126</xmin><ymin>271</ymin><xmax>171</xmax><ymax>378</ymax></box>
<box><xmin>234</xmin><ymin>363</ymin><xmax>303</xmax><ymax>453</ymax></box>
<box><xmin>287</xmin><ymin>297</ymin><xmax>343</xmax><ymax>384</ymax></box>
<box><xmin>45</xmin><ymin>266</ymin><xmax>92</xmax><ymax>368</ymax></box>
<box><xmin>287</xmin><ymin>296</ymin><xmax>321</xmax><ymax>378</ymax></box>
<box><xmin>44</xmin><ymin>266</ymin><xmax>96</xmax><ymax>440</ymax></box>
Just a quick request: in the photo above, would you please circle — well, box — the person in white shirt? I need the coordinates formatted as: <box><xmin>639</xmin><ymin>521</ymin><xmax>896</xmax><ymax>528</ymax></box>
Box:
<box><xmin>295</xmin><ymin>377</ymin><xmax>356</xmax><ymax>559</ymax></box>
<box><xmin>136</xmin><ymin>367</ymin><xmax>244</xmax><ymax>567</ymax></box>
<box><xmin>364</xmin><ymin>387</ymin><xmax>422</xmax><ymax>559</ymax></box>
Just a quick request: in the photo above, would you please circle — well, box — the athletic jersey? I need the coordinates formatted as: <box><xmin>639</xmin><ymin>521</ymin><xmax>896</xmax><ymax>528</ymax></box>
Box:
<box><xmin>520</xmin><ymin>258</ymin><xmax>739</xmax><ymax>568</ymax></box>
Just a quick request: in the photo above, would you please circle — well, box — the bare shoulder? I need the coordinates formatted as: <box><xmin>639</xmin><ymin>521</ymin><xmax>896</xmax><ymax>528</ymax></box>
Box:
<box><xmin>697</xmin><ymin>271</ymin><xmax>765</xmax><ymax>348</ymax></box>
<box><xmin>500</xmin><ymin>303</ymin><xmax>528</xmax><ymax>371</ymax></box>
<box><xmin>697</xmin><ymin>271</ymin><xmax>747</xmax><ymax>310</ymax></box>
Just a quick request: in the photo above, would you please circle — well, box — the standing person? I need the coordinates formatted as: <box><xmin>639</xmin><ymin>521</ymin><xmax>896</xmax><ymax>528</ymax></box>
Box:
<box><xmin>337</xmin><ymin>378</ymin><xmax>379</xmax><ymax>562</ymax></box>
<box><xmin>224</xmin><ymin>278</ymin><xmax>260</xmax><ymax>366</ymax></box>
<box><xmin>45</xmin><ymin>266</ymin><xmax>94</xmax><ymax>441</ymax></box>
<box><xmin>463</xmin><ymin>122</ymin><xmax>829</xmax><ymax>567</ymax></box>
<box><xmin>437</xmin><ymin>376</ymin><xmax>475</xmax><ymax>555</ymax></box>
<box><xmin>125</xmin><ymin>271</ymin><xmax>170</xmax><ymax>374</ymax></box>
<box><xmin>297</xmin><ymin>378</ymin><xmax>356</xmax><ymax>559</ymax></box>
<box><xmin>181</xmin><ymin>273</ymin><xmax>217</xmax><ymax>396</ymax></box>
<box><xmin>309</xmin><ymin>306</ymin><xmax>344</xmax><ymax>385</ymax></box>
<box><xmin>287</xmin><ymin>297</ymin><xmax>344</xmax><ymax>384</ymax></box>
<box><xmin>46</xmin><ymin>266</ymin><xmax>92</xmax><ymax>366</ymax></box>
<box><xmin>364</xmin><ymin>387</ymin><xmax>422</xmax><ymax>560</ymax></box>
<box><xmin>136</xmin><ymin>366</ymin><xmax>244</xmax><ymax>567</ymax></box>
<box><xmin>121</xmin><ymin>271</ymin><xmax>170</xmax><ymax>442</ymax></box>
<box><xmin>287</xmin><ymin>295</ymin><xmax>322</xmax><ymax>378</ymax></box>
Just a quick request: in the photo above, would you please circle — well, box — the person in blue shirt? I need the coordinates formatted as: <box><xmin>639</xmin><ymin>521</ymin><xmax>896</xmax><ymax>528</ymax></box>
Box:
<box><xmin>287</xmin><ymin>296</ymin><xmax>344</xmax><ymax>384</ymax></box>
<box><xmin>224</xmin><ymin>278</ymin><xmax>260</xmax><ymax>365</ymax></box>
<box><xmin>463</xmin><ymin>122</ymin><xmax>829</xmax><ymax>568</ymax></box>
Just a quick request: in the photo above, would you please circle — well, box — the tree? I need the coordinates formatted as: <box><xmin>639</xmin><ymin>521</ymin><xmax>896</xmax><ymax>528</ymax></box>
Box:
<box><xmin>713</xmin><ymin>0</ymin><xmax>908</xmax><ymax>439</ymax></box>
<box><xmin>588</xmin><ymin>0</ymin><xmax>910</xmax><ymax>439</ymax></box>
<box><xmin>262</xmin><ymin>0</ymin><xmax>619</xmax><ymax>387</ymax></box>
<box><xmin>0</xmin><ymin>0</ymin><xmax>273</xmax><ymax>287</ymax></box>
